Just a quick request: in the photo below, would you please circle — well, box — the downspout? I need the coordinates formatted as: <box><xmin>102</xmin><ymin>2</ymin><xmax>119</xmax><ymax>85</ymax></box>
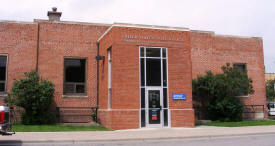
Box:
<box><xmin>36</xmin><ymin>23</ymin><xmax>40</xmax><ymax>72</ymax></box>
<box><xmin>96</xmin><ymin>42</ymin><xmax>100</xmax><ymax>123</ymax></box>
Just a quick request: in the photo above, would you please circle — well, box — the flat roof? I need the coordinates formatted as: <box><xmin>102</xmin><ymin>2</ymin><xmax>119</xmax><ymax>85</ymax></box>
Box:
<box><xmin>34</xmin><ymin>19</ymin><xmax>111</xmax><ymax>26</ymax></box>
<box><xmin>113</xmin><ymin>22</ymin><xmax>190</xmax><ymax>31</ymax></box>
<box><xmin>0</xmin><ymin>20</ymin><xmax>36</xmax><ymax>24</ymax></box>
<box><xmin>0</xmin><ymin>19</ymin><xmax>262</xmax><ymax>40</ymax></box>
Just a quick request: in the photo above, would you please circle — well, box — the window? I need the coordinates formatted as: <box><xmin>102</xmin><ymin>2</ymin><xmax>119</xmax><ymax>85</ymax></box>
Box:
<box><xmin>140</xmin><ymin>47</ymin><xmax>168</xmax><ymax>127</ymax></box>
<box><xmin>0</xmin><ymin>56</ymin><xmax>7</xmax><ymax>93</ymax></box>
<box><xmin>64</xmin><ymin>58</ymin><xmax>86</xmax><ymax>95</ymax></box>
<box><xmin>233</xmin><ymin>63</ymin><xmax>248</xmax><ymax>96</ymax></box>
<box><xmin>233</xmin><ymin>63</ymin><xmax>246</xmax><ymax>73</ymax></box>
<box><xmin>140</xmin><ymin>47</ymin><xmax>167</xmax><ymax>87</ymax></box>
<box><xmin>108</xmin><ymin>49</ymin><xmax>112</xmax><ymax>109</ymax></box>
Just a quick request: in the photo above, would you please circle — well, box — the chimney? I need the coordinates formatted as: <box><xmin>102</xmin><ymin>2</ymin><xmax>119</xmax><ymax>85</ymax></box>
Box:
<box><xmin>47</xmin><ymin>7</ymin><xmax>62</xmax><ymax>21</ymax></box>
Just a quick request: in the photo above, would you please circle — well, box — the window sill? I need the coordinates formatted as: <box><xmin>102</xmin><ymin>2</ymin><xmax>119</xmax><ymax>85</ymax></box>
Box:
<box><xmin>0</xmin><ymin>94</ymin><xmax>7</xmax><ymax>98</ymax></box>
<box><xmin>62</xmin><ymin>95</ymin><xmax>88</xmax><ymax>98</ymax></box>
<box><xmin>236</xmin><ymin>95</ymin><xmax>249</xmax><ymax>98</ymax></box>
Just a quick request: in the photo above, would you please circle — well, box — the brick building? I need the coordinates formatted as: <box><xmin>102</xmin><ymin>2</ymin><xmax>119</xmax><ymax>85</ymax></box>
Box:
<box><xmin>265</xmin><ymin>73</ymin><xmax>275</xmax><ymax>81</ymax></box>
<box><xmin>0</xmin><ymin>8</ymin><xmax>266</xmax><ymax>129</ymax></box>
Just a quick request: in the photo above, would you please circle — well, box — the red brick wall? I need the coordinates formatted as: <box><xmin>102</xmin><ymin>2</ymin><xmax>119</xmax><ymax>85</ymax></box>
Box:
<box><xmin>37</xmin><ymin>21</ymin><xmax>109</xmax><ymax>110</ymax></box>
<box><xmin>1</xmin><ymin>20</ymin><xmax>265</xmax><ymax>127</ymax></box>
<box><xmin>98</xmin><ymin>110</ymin><xmax>139</xmax><ymax>129</ymax></box>
<box><xmin>98</xmin><ymin>110</ymin><xmax>112</xmax><ymax>129</ymax></box>
<box><xmin>0</xmin><ymin>20</ymin><xmax>110</xmax><ymax>122</ymax></box>
<box><xmin>98</xmin><ymin>26</ymin><xmax>194</xmax><ymax>129</ymax></box>
<box><xmin>191</xmin><ymin>31</ymin><xmax>267</xmax><ymax>117</ymax></box>
<box><xmin>98</xmin><ymin>28</ymin><xmax>113</xmax><ymax>110</ymax></box>
<box><xmin>171</xmin><ymin>109</ymin><xmax>195</xmax><ymax>127</ymax></box>
<box><xmin>111</xmin><ymin>110</ymin><xmax>139</xmax><ymax>129</ymax></box>
<box><xmin>98</xmin><ymin>27</ymin><xmax>142</xmax><ymax>129</ymax></box>
<box><xmin>0</xmin><ymin>21</ymin><xmax>38</xmax><ymax>105</ymax></box>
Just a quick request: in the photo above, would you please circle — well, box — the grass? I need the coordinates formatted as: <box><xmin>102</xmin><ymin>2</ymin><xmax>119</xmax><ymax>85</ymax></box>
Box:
<box><xmin>11</xmin><ymin>124</ymin><xmax>111</xmax><ymax>132</ymax></box>
<box><xmin>203</xmin><ymin>120</ymin><xmax>275</xmax><ymax>127</ymax></box>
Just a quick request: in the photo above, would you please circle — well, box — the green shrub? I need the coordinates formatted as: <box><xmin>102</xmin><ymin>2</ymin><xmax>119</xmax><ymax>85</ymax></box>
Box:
<box><xmin>266</xmin><ymin>79</ymin><xmax>275</xmax><ymax>102</ymax></box>
<box><xmin>6</xmin><ymin>72</ymin><xmax>55</xmax><ymax>125</ymax></box>
<box><xmin>208</xmin><ymin>96</ymin><xmax>244</xmax><ymax>121</ymax></box>
<box><xmin>193</xmin><ymin>63</ymin><xmax>254</xmax><ymax>121</ymax></box>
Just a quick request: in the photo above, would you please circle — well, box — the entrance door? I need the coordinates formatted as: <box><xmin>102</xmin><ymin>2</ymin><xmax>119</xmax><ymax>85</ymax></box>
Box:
<box><xmin>146</xmin><ymin>87</ymin><xmax>163</xmax><ymax>127</ymax></box>
<box><xmin>140</xmin><ymin>47</ymin><xmax>169</xmax><ymax>128</ymax></box>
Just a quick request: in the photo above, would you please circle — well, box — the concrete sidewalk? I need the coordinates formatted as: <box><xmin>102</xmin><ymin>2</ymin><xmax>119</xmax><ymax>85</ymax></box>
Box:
<box><xmin>1</xmin><ymin>126</ymin><xmax>275</xmax><ymax>144</ymax></box>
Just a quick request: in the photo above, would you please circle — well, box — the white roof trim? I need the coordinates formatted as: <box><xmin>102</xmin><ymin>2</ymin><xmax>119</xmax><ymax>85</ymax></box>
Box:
<box><xmin>34</xmin><ymin>19</ymin><xmax>111</xmax><ymax>26</ymax></box>
<box><xmin>112</xmin><ymin>22</ymin><xmax>190</xmax><ymax>32</ymax></box>
<box><xmin>97</xmin><ymin>22</ymin><xmax>190</xmax><ymax>42</ymax></box>
<box><xmin>214</xmin><ymin>34</ymin><xmax>261</xmax><ymax>39</ymax></box>
<box><xmin>190</xmin><ymin>29</ymin><xmax>261</xmax><ymax>39</ymax></box>
<box><xmin>97</xmin><ymin>25</ymin><xmax>114</xmax><ymax>42</ymax></box>
<box><xmin>0</xmin><ymin>20</ymin><xmax>36</xmax><ymax>24</ymax></box>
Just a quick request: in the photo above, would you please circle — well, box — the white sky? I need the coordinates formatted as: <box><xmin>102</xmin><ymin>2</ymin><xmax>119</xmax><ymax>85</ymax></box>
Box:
<box><xmin>1</xmin><ymin>0</ymin><xmax>274</xmax><ymax>73</ymax></box>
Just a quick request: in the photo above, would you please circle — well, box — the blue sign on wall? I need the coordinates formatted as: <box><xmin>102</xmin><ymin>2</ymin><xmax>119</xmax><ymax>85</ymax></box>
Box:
<box><xmin>172</xmin><ymin>94</ymin><xmax>186</xmax><ymax>100</ymax></box>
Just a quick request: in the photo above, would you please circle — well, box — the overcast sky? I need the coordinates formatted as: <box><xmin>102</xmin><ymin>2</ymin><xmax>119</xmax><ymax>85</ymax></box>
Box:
<box><xmin>1</xmin><ymin>0</ymin><xmax>274</xmax><ymax>73</ymax></box>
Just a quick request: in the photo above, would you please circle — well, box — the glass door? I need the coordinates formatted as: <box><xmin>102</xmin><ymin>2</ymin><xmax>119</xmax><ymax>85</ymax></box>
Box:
<box><xmin>146</xmin><ymin>87</ymin><xmax>163</xmax><ymax>127</ymax></box>
<box><xmin>140</xmin><ymin>46</ymin><xmax>169</xmax><ymax>128</ymax></box>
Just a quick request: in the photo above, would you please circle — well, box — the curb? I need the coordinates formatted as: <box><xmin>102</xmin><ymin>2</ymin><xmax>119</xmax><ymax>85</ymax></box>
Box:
<box><xmin>1</xmin><ymin>132</ymin><xmax>275</xmax><ymax>144</ymax></box>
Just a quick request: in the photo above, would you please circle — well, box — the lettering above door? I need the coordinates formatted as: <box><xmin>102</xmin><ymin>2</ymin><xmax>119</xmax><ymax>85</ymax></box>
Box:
<box><xmin>121</xmin><ymin>35</ymin><xmax>184</xmax><ymax>42</ymax></box>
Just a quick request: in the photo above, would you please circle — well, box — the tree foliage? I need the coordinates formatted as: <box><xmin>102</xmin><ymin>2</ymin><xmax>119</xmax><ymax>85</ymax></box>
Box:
<box><xmin>5</xmin><ymin>72</ymin><xmax>56</xmax><ymax>124</ymax></box>
<box><xmin>193</xmin><ymin>63</ymin><xmax>254</xmax><ymax>121</ymax></box>
<box><xmin>266</xmin><ymin>79</ymin><xmax>275</xmax><ymax>102</ymax></box>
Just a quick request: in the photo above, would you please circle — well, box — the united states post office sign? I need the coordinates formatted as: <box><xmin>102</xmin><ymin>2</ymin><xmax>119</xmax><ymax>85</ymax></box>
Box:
<box><xmin>172</xmin><ymin>94</ymin><xmax>186</xmax><ymax>100</ymax></box>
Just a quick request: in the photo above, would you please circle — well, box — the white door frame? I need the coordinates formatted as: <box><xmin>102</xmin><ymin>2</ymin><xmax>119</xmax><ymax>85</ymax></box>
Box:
<box><xmin>145</xmin><ymin>87</ymin><xmax>163</xmax><ymax>128</ymax></box>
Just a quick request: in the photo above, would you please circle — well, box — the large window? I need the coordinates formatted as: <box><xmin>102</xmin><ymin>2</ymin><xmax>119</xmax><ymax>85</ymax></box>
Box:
<box><xmin>108</xmin><ymin>49</ymin><xmax>112</xmax><ymax>109</ymax></box>
<box><xmin>140</xmin><ymin>47</ymin><xmax>167</xmax><ymax>87</ymax></box>
<box><xmin>0</xmin><ymin>56</ymin><xmax>7</xmax><ymax>93</ymax></box>
<box><xmin>140</xmin><ymin>47</ymin><xmax>168</xmax><ymax>127</ymax></box>
<box><xmin>64</xmin><ymin>58</ymin><xmax>86</xmax><ymax>95</ymax></box>
<box><xmin>234</xmin><ymin>63</ymin><xmax>248</xmax><ymax>96</ymax></box>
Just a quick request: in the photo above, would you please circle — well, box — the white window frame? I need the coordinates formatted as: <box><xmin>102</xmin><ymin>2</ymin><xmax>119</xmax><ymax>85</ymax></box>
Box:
<box><xmin>63</xmin><ymin>57</ymin><xmax>87</xmax><ymax>96</ymax></box>
<box><xmin>108</xmin><ymin>49</ymin><xmax>112</xmax><ymax>109</ymax></box>
<box><xmin>0</xmin><ymin>54</ymin><xmax>8</xmax><ymax>94</ymax></box>
<box><xmin>139</xmin><ymin>46</ymin><xmax>170</xmax><ymax>128</ymax></box>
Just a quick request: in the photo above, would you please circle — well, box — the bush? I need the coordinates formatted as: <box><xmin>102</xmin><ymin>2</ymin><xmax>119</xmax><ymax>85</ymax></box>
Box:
<box><xmin>266</xmin><ymin>79</ymin><xmax>275</xmax><ymax>102</ymax></box>
<box><xmin>193</xmin><ymin>63</ymin><xmax>254</xmax><ymax>121</ymax></box>
<box><xmin>6</xmin><ymin>72</ymin><xmax>56</xmax><ymax>125</ymax></box>
<box><xmin>208</xmin><ymin>96</ymin><xmax>243</xmax><ymax>121</ymax></box>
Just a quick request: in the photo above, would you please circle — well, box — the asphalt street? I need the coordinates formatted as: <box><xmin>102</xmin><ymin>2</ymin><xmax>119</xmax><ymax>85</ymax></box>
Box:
<box><xmin>4</xmin><ymin>133</ymin><xmax>275</xmax><ymax>146</ymax></box>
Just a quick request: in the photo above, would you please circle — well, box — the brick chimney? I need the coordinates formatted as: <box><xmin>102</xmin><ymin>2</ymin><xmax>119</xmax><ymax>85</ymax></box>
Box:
<box><xmin>47</xmin><ymin>7</ymin><xmax>62</xmax><ymax>21</ymax></box>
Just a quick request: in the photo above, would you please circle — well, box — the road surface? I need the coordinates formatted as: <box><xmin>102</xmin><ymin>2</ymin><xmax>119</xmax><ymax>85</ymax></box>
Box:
<box><xmin>3</xmin><ymin>133</ymin><xmax>275</xmax><ymax>146</ymax></box>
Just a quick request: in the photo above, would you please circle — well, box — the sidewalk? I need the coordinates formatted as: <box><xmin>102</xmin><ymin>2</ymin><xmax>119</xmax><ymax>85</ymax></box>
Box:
<box><xmin>1</xmin><ymin>126</ymin><xmax>275</xmax><ymax>144</ymax></box>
